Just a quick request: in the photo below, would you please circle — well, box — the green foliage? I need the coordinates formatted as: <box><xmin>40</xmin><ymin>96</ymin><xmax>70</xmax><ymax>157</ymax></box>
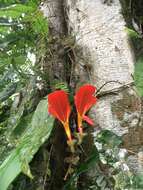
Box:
<box><xmin>132</xmin><ymin>173</ymin><xmax>143</xmax><ymax>189</ymax></box>
<box><xmin>96</xmin><ymin>130</ymin><xmax>122</xmax><ymax>148</ymax></box>
<box><xmin>134</xmin><ymin>56</ymin><xmax>143</xmax><ymax>96</ymax></box>
<box><xmin>0</xmin><ymin>99</ymin><xmax>54</xmax><ymax>190</ymax></box>
<box><xmin>0</xmin><ymin>0</ymin><xmax>48</xmax><ymax>92</ymax></box>
<box><xmin>0</xmin><ymin>4</ymin><xmax>36</xmax><ymax>19</ymax></box>
<box><xmin>125</xmin><ymin>27</ymin><xmax>140</xmax><ymax>39</ymax></box>
<box><xmin>52</xmin><ymin>80</ymin><xmax>69</xmax><ymax>92</ymax></box>
<box><xmin>0</xmin><ymin>1</ymin><xmax>51</xmax><ymax>189</ymax></box>
<box><xmin>0</xmin><ymin>83</ymin><xmax>17</xmax><ymax>102</ymax></box>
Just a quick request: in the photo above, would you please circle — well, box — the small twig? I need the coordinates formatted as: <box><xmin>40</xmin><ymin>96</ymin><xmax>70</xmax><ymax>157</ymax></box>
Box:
<box><xmin>126</xmin><ymin>149</ymin><xmax>137</xmax><ymax>155</ymax></box>
<box><xmin>96</xmin><ymin>80</ymin><xmax>134</xmax><ymax>95</ymax></box>
<box><xmin>64</xmin><ymin>163</ymin><xmax>72</xmax><ymax>181</ymax></box>
<box><xmin>43</xmin><ymin>144</ymin><xmax>53</xmax><ymax>189</ymax></box>
<box><xmin>96</xmin><ymin>80</ymin><xmax>135</xmax><ymax>98</ymax></box>
<box><xmin>76</xmin><ymin>8</ymin><xmax>88</xmax><ymax>18</ymax></box>
<box><xmin>79</xmin><ymin>144</ymin><xmax>88</xmax><ymax>157</ymax></box>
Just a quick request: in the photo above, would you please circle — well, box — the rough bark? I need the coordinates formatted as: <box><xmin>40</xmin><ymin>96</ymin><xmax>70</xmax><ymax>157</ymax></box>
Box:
<box><xmin>40</xmin><ymin>0</ymin><xmax>143</xmax><ymax>189</ymax></box>
<box><xmin>41</xmin><ymin>0</ymin><xmax>67</xmax><ymax>82</ymax></box>
<box><xmin>64</xmin><ymin>0</ymin><xmax>143</xmax><ymax>173</ymax></box>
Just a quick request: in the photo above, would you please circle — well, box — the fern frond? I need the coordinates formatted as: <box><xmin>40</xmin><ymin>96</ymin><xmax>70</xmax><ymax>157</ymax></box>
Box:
<box><xmin>52</xmin><ymin>80</ymin><xmax>69</xmax><ymax>93</ymax></box>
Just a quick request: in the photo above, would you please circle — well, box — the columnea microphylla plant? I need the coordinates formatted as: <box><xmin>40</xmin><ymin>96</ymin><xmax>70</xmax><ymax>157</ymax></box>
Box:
<box><xmin>48</xmin><ymin>84</ymin><xmax>97</xmax><ymax>152</ymax></box>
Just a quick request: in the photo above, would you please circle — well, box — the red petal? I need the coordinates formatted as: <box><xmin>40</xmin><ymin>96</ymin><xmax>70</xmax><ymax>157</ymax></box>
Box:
<box><xmin>74</xmin><ymin>84</ymin><xmax>97</xmax><ymax>116</ymax></box>
<box><xmin>83</xmin><ymin>115</ymin><xmax>94</xmax><ymax>126</ymax></box>
<box><xmin>48</xmin><ymin>90</ymin><xmax>71</xmax><ymax>123</ymax></box>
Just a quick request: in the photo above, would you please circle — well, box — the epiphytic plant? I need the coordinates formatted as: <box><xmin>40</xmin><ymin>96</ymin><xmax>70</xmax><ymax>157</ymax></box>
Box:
<box><xmin>74</xmin><ymin>84</ymin><xmax>97</xmax><ymax>143</ymax></box>
<box><xmin>48</xmin><ymin>84</ymin><xmax>97</xmax><ymax>151</ymax></box>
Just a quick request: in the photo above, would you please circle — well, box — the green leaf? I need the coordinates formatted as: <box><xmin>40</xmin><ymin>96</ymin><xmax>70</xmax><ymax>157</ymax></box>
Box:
<box><xmin>21</xmin><ymin>158</ymin><xmax>33</xmax><ymax>179</ymax></box>
<box><xmin>0</xmin><ymin>99</ymin><xmax>54</xmax><ymax>190</ymax></box>
<box><xmin>96</xmin><ymin>130</ymin><xmax>122</xmax><ymax>148</ymax></box>
<box><xmin>30</xmin><ymin>11</ymin><xmax>48</xmax><ymax>37</ymax></box>
<box><xmin>125</xmin><ymin>27</ymin><xmax>140</xmax><ymax>39</ymax></box>
<box><xmin>132</xmin><ymin>173</ymin><xmax>143</xmax><ymax>188</ymax></box>
<box><xmin>0</xmin><ymin>4</ymin><xmax>36</xmax><ymax>19</ymax></box>
<box><xmin>134</xmin><ymin>57</ymin><xmax>143</xmax><ymax>97</ymax></box>
<box><xmin>77</xmin><ymin>147</ymin><xmax>99</xmax><ymax>174</ymax></box>
<box><xmin>0</xmin><ymin>83</ymin><xmax>17</xmax><ymax>102</ymax></box>
<box><xmin>0</xmin><ymin>26</ymin><xmax>8</xmax><ymax>35</ymax></box>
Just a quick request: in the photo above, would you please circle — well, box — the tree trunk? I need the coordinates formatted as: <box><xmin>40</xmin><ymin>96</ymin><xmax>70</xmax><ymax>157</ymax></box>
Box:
<box><xmin>64</xmin><ymin>0</ymin><xmax>143</xmax><ymax>173</ymax></box>
<box><xmin>41</xmin><ymin>0</ymin><xmax>143</xmax><ymax>188</ymax></box>
<box><xmin>41</xmin><ymin>0</ymin><xmax>67</xmax><ymax>83</ymax></box>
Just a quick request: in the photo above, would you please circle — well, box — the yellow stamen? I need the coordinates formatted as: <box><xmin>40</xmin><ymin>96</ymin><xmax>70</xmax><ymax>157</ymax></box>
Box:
<box><xmin>77</xmin><ymin>112</ymin><xmax>87</xmax><ymax>144</ymax></box>
<box><xmin>62</xmin><ymin>122</ymin><xmax>75</xmax><ymax>152</ymax></box>
<box><xmin>63</xmin><ymin>122</ymin><xmax>72</xmax><ymax>142</ymax></box>
<box><xmin>77</xmin><ymin>112</ymin><xmax>83</xmax><ymax>134</ymax></box>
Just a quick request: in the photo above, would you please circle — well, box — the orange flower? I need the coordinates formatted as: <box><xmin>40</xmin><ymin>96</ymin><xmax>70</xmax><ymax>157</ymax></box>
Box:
<box><xmin>74</xmin><ymin>84</ymin><xmax>97</xmax><ymax>134</ymax></box>
<box><xmin>48</xmin><ymin>90</ymin><xmax>72</xmax><ymax>142</ymax></box>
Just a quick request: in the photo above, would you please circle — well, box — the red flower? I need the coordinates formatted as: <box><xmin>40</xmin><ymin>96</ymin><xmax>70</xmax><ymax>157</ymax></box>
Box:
<box><xmin>74</xmin><ymin>84</ymin><xmax>97</xmax><ymax>134</ymax></box>
<box><xmin>48</xmin><ymin>90</ymin><xmax>72</xmax><ymax>142</ymax></box>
